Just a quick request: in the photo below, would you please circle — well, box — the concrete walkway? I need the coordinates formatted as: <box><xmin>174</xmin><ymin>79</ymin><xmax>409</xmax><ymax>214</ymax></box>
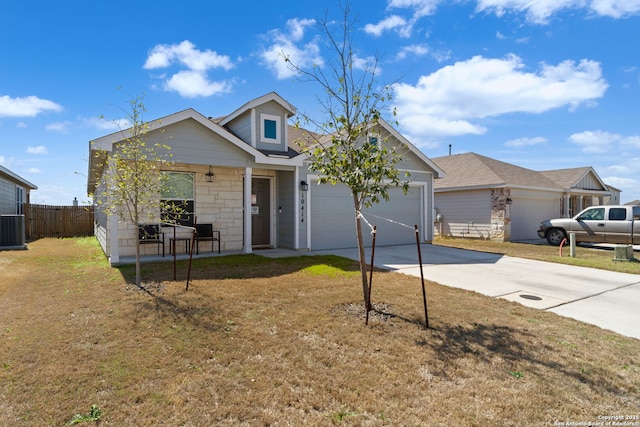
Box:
<box><xmin>310</xmin><ymin>244</ymin><xmax>640</xmax><ymax>340</ymax></box>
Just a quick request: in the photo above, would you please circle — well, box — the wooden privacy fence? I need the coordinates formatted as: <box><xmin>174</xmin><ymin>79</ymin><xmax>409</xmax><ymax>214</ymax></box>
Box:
<box><xmin>26</xmin><ymin>204</ymin><xmax>95</xmax><ymax>239</ymax></box>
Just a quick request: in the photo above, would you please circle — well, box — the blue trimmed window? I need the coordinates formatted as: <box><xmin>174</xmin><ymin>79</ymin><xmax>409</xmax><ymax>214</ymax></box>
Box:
<box><xmin>260</xmin><ymin>114</ymin><xmax>280</xmax><ymax>144</ymax></box>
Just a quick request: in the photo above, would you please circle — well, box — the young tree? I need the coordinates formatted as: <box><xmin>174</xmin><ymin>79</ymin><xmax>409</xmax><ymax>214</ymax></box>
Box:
<box><xmin>285</xmin><ymin>2</ymin><xmax>410</xmax><ymax>313</ymax></box>
<box><xmin>91</xmin><ymin>94</ymin><xmax>175</xmax><ymax>286</ymax></box>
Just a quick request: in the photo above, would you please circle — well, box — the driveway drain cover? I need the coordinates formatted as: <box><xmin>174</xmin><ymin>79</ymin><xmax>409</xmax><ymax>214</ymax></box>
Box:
<box><xmin>520</xmin><ymin>294</ymin><xmax>543</xmax><ymax>301</ymax></box>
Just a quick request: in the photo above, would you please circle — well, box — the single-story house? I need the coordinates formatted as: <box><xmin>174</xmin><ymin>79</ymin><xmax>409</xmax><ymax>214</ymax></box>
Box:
<box><xmin>87</xmin><ymin>92</ymin><xmax>444</xmax><ymax>265</ymax></box>
<box><xmin>432</xmin><ymin>152</ymin><xmax>616</xmax><ymax>241</ymax></box>
<box><xmin>0</xmin><ymin>164</ymin><xmax>37</xmax><ymax>249</ymax></box>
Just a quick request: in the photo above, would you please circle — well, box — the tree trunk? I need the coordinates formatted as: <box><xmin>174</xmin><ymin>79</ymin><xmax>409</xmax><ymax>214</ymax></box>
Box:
<box><xmin>353</xmin><ymin>196</ymin><xmax>370</xmax><ymax>312</ymax></box>
<box><xmin>135</xmin><ymin>238</ymin><xmax>141</xmax><ymax>287</ymax></box>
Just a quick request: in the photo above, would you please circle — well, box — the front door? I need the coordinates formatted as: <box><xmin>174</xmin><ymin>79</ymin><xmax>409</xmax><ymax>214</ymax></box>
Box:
<box><xmin>251</xmin><ymin>178</ymin><xmax>271</xmax><ymax>246</ymax></box>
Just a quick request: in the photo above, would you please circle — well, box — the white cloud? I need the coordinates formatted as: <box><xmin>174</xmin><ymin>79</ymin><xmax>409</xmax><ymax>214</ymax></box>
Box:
<box><xmin>475</xmin><ymin>0</ymin><xmax>640</xmax><ymax>23</ymax></box>
<box><xmin>16</xmin><ymin>122</ymin><xmax>27</xmax><ymax>128</ymax></box>
<box><xmin>505</xmin><ymin>136</ymin><xmax>547</xmax><ymax>147</ymax></box>
<box><xmin>621</xmin><ymin>135</ymin><xmax>640</xmax><ymax>148</ymax></box>
<box><xmin>260</xmin><ymin>18</ymin><xmax>324</xmax><ymax>80</ymax></box>
<box><xmin>590</xmin><ymin>0</ymin><xmax>640</xmax><ymax>18</ymax></box>
<box><xmin>46</xmin><ymin>121</ymin><xmax>72</xmax><ymax>132</ymax></box>
<box><xmin>84</xmin><ymin>116</ymin><xmax>128</xmax><ymax>131</ymax></box>
<box><xmin>569</xmin><ymin>130</ymin><xmax>620</xmax><ymax>153</ymax></box>
<box><xmin>144</xmin><ymin>40</ymin><xmax>233</xmax><ymax>71</ymax></box>
<box><xmin>27</xmin><ymin>145</ymin><xmax>48</xmax><ymax>155</ymax></box>
<box><xmin>364</xmin><ymin>15</ymin><xmax>410</xmax><ymax>37</ymax></box>
<box><xmin>27</xmin><ymin>167</ymin><xmax>42</xmax><ymax>174</ymax></box>
<box><xmin>163</xmin><ymin>70</ymin><xmax>233</xmax><ymax>98</ymax></box>
<box><xmin>365</xmin><ymin>0</ymin><xmax>441</xmax><ymax>37</ymax></box>
<box><xmin>286</xmin><ymin>17</ymin><xmax>316</xmax><ymax>41</ymax></box>
<box><xmin>395</xmin><ymin>44</ymin><xmax>429</xmax><ymax>61</ymax></box>
<box><xmin>393</xmin><ymin>54</ymin><xmax>607</xmax><ymax>138</ymax></box>
<box><xmin>388</xmin><ymin>0</ymin><xmax>442</xmax><ymax>18</ymax></box>
<box><xmin>144</xmin><ymin>40</ymin><xmax>235</xmax><ymax>98</ymax></box>
<box><xmin>0</xmin><ymin>95</ymin><xmax>63</xmax><ymax>118</ymax></box>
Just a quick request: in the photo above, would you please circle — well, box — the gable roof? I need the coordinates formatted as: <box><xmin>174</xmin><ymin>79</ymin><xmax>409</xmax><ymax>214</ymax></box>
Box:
<box><xmin>0</xmin><ymin>164</ymin><xmax>37</xmax><ymax>190</ymax></box>
<box><xmin>289</xmin><ymin>118</ymin><xmax>445</xmax><ymax>178</ymax></box>
<box><xmin>540</xmin><ymin>166</ymin><xmax>607</xmax><ymax>191</ymax></box>
<box><xmin>88</xmin><ymin>107</ymin><xmax>305</xmax><ymax>193</ymax></box>
<box><xmin>432</xmin><ymin>153</ymin><xmax>559</xmax><ymax>191</ymax></box>
<box><xmin>218</xmin><ymin>91</ymin><xmax>296</xmax><ymax>127</ymax></box>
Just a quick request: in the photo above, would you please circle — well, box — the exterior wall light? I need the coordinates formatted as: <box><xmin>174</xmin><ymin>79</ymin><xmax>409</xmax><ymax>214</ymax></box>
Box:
<box><xmin>205</xmin><ymin>166</ymin><xmax>215</xmax><ymax>183</ymax></box>
<box><xmin>300</xmin><ymin>180</ymin><xmax>309</xmax><ymax>192</ymax></box>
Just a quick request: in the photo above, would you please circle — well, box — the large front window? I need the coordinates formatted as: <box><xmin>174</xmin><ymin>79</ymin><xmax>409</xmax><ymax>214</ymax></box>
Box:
<box><xmin>161</xmin><ymin>172</ymin><xmax>194</xmax><ymax>227</ymax></box>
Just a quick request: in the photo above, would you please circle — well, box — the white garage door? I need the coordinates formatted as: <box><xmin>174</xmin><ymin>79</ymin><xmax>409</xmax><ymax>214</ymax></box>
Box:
<box><xmin>309</xmin><ymin>181</ymin><xmax>422</xmax><ymax>250</ymax></box>
<box><xmin>510</xmin><ymin>197</ymin><xmax>558</xmax><ymax>240</ymax></box>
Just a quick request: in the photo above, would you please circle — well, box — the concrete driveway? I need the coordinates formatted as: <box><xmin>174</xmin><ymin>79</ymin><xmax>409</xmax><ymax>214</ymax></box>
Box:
<box><xmin>313</xmin><ymin>244</ymin><xmax>640</xmax><ymax>340</ymax></box>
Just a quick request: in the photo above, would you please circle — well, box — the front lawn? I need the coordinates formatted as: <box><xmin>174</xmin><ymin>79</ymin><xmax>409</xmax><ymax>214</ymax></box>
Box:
<box><xmin>1</xmin><ymin>238</ymin><xmax>638</xmax><ymax>426</ymax></box>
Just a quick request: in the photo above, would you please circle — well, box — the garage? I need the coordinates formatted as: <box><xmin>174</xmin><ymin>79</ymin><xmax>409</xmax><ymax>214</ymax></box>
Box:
<box><xmin>510</xmin><ymin>196</ymin><xmax>559</xmax><ymax>240</ymax></box>
<box><xmin>309</xmin><ymin>180</ymin><xmax>423</xmax><ymax>250</ymax></box>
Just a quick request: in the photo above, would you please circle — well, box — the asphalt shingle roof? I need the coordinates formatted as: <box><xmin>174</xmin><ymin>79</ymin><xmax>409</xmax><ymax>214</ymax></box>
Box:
<box><xmin>432</xmin><ymin>153</ymin><xmax>561</xmax><ymax>190</ymax></box>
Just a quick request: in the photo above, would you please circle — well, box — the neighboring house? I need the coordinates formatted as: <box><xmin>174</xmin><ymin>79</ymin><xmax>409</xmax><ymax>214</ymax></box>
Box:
<box><xmin>0</xmin><ymin>165</ymin><xmax>37</xmax><ymax>249</ymax></box>
<box><xmin>0</xmin><ymin>164</ymin><xmax>36</xmax><ymax>215</ymax></box>
<box><xmin>87</xmin><ymin>92</ymin><xmax>444</xmax><ymax>265</ymax></box>
<box><xmin>625</xmin><ymin>200</ymin><xmax>640</xmax><ymax>206</ymax></box>
<box><xmin>432</xmin><ymin>153</ymin><xmax>615</xmax><ymax>241</ymax></box>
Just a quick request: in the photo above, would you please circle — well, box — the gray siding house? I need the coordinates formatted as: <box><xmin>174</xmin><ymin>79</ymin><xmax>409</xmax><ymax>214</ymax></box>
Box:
<box><xmin>0</xmin><ymin>164</ymin><xmax>36</xmax><ymax>215</ymax></box>
<box><xmin>0</xmin><ymin>165</ymin><xmax>37</xmax><ymax>250</ymax></box>
<box><xmin>432</xmin><ymin>153</ymin><xmax>616</xmax><ymax>241</ymax></box>
<box><xmin>87</xmin><ymin>92</ymin><xmax>443</xmax><ymax>265</ymax></box>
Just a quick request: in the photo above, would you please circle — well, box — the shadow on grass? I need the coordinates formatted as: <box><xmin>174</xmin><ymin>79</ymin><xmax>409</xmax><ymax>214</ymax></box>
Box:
<box><xmin>425</xmin><ymin>322</ymin><xmax>632</xmax><ymax>398</ymax></box>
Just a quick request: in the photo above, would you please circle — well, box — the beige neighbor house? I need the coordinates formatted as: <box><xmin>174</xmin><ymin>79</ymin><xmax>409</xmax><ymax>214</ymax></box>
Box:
<box><xmin>0</xmin><ymin>164</ymin><xmax>37</xmax><ymax>249</ymax></box>
<box><xmin>432</xmin><ymin>153</ymin><xmax>617</xmax><ymax>241</ymax></box>
<box><xmin>87</xmin><ymin>92</ymin><xmax>444</xmax><ymax>265</ymax></box>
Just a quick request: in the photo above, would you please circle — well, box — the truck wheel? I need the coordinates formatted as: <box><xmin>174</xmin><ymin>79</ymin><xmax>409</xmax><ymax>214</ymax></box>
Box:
<box><xmin>546</xmin><ymin>229</ymin><xmax>566</xmax><ymax>246</ymax></box>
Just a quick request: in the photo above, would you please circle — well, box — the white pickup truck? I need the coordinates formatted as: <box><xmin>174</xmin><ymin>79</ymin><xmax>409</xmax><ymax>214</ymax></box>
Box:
<box><xmin>537</xmin><ymin>205</ymin><xmax>640</xmax><ymax>246</ymax></box>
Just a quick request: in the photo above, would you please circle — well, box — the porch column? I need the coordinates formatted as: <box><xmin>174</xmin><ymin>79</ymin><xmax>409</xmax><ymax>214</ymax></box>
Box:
<box><xmin>243</xmin><ymin>167</ymin><xmax>252</xmax><ymax>254</ymax></box>
<box><xmin>563</xmin><ymin>195</ymin><xmax>570</xmax><ymax>218</ymax></box>
<box><xmin>108</xmin><ymin>213</ymin><xmax>120</xmax><ymax>265</ymax></box>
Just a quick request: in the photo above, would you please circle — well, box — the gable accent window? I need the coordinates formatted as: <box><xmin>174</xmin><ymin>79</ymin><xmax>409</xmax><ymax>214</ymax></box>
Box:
<box><xmin>260</xmin><ymin>113</ymin><xmax>280</xmax><ymax>144</ymax></box>
<box><xmin>161</xmin><ymin>172</ymin><xmax>194</xmax><ymax>227</ymax></box>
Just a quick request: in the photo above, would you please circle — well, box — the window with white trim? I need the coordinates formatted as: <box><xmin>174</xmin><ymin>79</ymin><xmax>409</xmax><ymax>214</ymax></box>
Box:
<box><xmin>160</xmin><ymin>172</ymin><xmax>194</xmax><ymax>227</ymax></box>
<box><xmin>16</xmin><ymin>186</ymin><xmax>24</xmax><ymax>215</ymax></box>
<box><xmin>260</xmin><ymin>113</ymin><xmax>280</xmax><ymax>144</ymax></box>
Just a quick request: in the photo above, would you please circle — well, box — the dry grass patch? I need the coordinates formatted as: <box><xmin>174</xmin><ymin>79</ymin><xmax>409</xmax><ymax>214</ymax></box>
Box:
<box><xmin>435</xmin><ymin>237</ymin><xmax>640</xmax><ymax>275</ymax></box>
<box><xmin>0</xmin><ymin>238</ymin><xmax>638</xmax><ymax>426</ymax></box>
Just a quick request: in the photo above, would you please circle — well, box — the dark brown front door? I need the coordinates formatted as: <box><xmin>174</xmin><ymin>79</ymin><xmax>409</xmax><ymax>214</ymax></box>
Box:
<box><xmin>251</xmin><ymin>178</ymin><xmax>270</xmax><ymax>246</ymax></box>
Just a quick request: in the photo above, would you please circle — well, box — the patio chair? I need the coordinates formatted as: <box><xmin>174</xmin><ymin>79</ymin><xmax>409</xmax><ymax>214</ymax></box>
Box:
<box><xmin>138</xmin><ymin>224</ymin><xmax>165</xmax><ymax>257</ymax></box>
<box><xmin>195</xmin><ymin>223</ymin><xmax>220</xmax><ymax>254</ymax></box>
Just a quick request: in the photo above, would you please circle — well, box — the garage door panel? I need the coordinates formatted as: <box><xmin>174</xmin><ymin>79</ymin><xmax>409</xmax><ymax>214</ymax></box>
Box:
<box><xmin>310</xmin><ymin>182</ymin><xmax>421</xmax><ymax>250</ymax></box>
<box><xmin>511</xmin><ymin>198</ymin><xmax>558</xmax><ymax>240</ymax></box>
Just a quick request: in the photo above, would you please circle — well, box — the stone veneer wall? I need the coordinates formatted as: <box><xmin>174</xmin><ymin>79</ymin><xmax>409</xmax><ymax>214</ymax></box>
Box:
<box><xmin>115</xmin><ymin>165</ymin><xmax>250</xmax><ymax>257</ymax></box>
<box><xmin>490</xmin><ymin>188</ymin><xmax>511</xmax><ymax>242</ymax></box>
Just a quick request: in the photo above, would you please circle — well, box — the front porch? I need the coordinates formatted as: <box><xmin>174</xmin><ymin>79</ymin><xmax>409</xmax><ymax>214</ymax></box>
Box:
<box><xmin>113</xmin><ymin>246</ymin><xmax>310</xmax><ymax>266</ymax></box>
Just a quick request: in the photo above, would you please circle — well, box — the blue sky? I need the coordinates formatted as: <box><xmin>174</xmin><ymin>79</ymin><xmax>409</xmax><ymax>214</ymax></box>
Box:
<box><xmin>2</xmin><ymin>0</ymin><xmax>640</xmax><ymax>205</ymax></box>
